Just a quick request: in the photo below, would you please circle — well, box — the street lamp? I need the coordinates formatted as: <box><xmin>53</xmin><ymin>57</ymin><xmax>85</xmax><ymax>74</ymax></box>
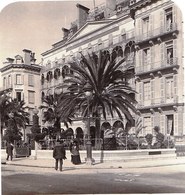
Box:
<box><xmin>85</xmin><ymin>91</ymin><xmax>93</xmax><ymax>165</ymax></box>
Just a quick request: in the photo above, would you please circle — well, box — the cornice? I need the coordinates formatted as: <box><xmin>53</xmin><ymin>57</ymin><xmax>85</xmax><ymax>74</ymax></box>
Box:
<box><xmin>0</xmin><ymin>63</ymin><xmax>41</xmax><ymax>73</ymax></box>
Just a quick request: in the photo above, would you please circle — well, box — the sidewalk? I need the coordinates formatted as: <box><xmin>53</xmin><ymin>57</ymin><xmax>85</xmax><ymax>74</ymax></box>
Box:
<box><xmin>2</xmin><ymin>156</ymin><xmax>185</xmax><ymax>170</ymax></box>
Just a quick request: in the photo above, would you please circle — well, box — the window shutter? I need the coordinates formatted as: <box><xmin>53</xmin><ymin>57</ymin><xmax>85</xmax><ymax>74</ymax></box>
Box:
<box><xmin>173</xmin><ymin>5</ymin><xmax>177</xmax><ymax>24</ymax></box>
<box><xmin>139</xmin><ymin>50</ymin><xmax>142</xmax><ymax>71</ymax></box>
<box><xmin>160</xmin><ymin>10</ymin><xmax>164</xmax><ymax>33</ymax></box>
<box><xmin>137</xmin><ymin>19</ymin><xmax>142</xmax><ymax>41</ymax></box>
<box><xmin>149</xmin><ymin>14</ymin><xmax>153</xmax><ymax>37</ymax></box>
<box><xmin>173</xmin><ymin>74</ymin><xmax>178</xmax><ymax>102</ymax></box>
<box><xmin>161</xmin><ymin>43</ymin><xmax>165</xmax><ymax>67</ymax></box>
<box><xmin>174</xmin><ymin>113</ymin><xmax>178</xmax><ymax>136</ymax></box>
<box><xmin>151</xmin><ymin>115</ymin><xmax>155</xmax><ymax>133</ymax></box>
<box><xmin>160</xmin><ymin>77</ymin><xmax>165</xmax><ymax>103</ymax></box>
<box><xmin>160</xmin><ymin>115</ymin><xmax>166</xmax><ymax>134</ymax></box>
<box><xmin>150</xmin><ymin>46</ymin><xmax>154</xmax><ymax>69</ymax></box>
<box><xmin>151</xmin><ymin>79</ymin><xmax>155</xmax><ymax>104</ymax></box>
<box><xmin>173</xmin><ymin>39</ymin><xmax>177</xmax><ymax>60</ymax></box>
<box><xmin>138</xmin><ymin>82</ymin><xmax>143</xmax><ymax>106</ymax></box>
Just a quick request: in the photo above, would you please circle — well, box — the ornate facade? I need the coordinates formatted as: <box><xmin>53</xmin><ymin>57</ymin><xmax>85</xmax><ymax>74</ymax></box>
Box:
<box><xmin>41</xmin><ymin>0</ymin><xmax>184</xmax><ymax>140</ymax></box>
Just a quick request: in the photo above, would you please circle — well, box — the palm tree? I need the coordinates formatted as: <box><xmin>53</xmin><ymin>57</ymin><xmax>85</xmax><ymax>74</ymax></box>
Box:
<box><xmin>2</xmin><ymin>99</ymin><xmax>29</xmax><ymax>143</ymax></box>
<box><xmin>57</xmin><ymin>49</ymin><xmax>138</xmax><ymax>141</ymax></box>
<box><xmin>0</xmin><ymin>94</ymin><xmax>12</xmax><ymax>136</ymax></box>
<box><xmin>40</xmin><ymin>95</ymin><xmax>74</xmax><ymax>137</ymax></box>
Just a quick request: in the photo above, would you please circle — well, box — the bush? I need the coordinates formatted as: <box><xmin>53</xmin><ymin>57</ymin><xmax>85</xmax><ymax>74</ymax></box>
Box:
<box><xmin>145</xmin><ymin>133</ymin><xmax>153</xmax><ymax>147</ymax></box>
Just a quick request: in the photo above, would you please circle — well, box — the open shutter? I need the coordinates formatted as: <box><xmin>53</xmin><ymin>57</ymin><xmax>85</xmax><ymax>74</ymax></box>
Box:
<box><xmin>161</xmin><ymin>43</ymin><xmax>165</xmax><ymax>67</ymax></box>
<box><xmin>138</xmin><ymin>82</ymin><xmax>143</xmax><ymax>106</ymax></box>
<box><xmin>151</xmin><ymin>115</ymin><xmax>155</xmax><ymax>134</ymax></box>
<box><xmin>173</xmin><ymin>39</ymin><xmax>177</xmax><ymax>63</ymax></box>
<box><xmin>173</xmin><ymin>74</ymin><xmax>178</xmax><ymax>102</ymax></box>
<box><xmin>139</xmin><ymin>50</ymin><xmax>142</xmax><ymax>71</ymax></box>
<box><xmin>149</xmin><ymin>14</ymin><xmax>153</xmax><ymax>37</ymax></box>
<box><xmin>160</xmin><ymin>77</ymin><xmax>165</xmax><ymax>103</ymax></box>
<box><xmin>160</xmin><ymin>10</ymin><xmax>164</xmax><ymax>33</ymax></box>
<box><xmin>151</xmin><ymin>79</ymin><xmax>155</xmax><ymax>105</ymax></box>
<box><xmin>174</xmin><ymin>113</ymin><xmax>178</xmax><ymax>136</ymax></box>
<box><xmin>137</xmin><ymin>19</ymin><xmax>142</xmax><ymax>41</ymax></box>
<box><xmin>160</xmin><ymin>114</ymin><xmax>166</xmax><ymax>134</ymax></box>
<box><xmin>150</xmin><ymin>46</ymin><xmax>154</xmax><ymax>69</ymax></box>
<box><xmin>173</xmin><ymin>5</ymin><xmax>177</xmax><ymax>25</ymax></box>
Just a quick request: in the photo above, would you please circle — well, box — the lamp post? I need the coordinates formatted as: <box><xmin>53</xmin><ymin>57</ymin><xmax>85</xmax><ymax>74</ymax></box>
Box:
<box><xmin>33</xmin><ymin>107</ymin><xmax>39</xmax><ymax>160</ymax></box>
<box><xmin>85</xmin><ymin>91</ymin><xmax>93</xmax><ymax>165</ymax></box>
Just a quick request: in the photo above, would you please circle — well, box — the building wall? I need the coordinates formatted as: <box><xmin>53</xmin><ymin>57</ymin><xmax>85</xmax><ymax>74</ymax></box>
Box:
<box><xmin>133</xmin><ymin>0</ymin><xmax>184</xmax><ymax>137</ymax></box>
<box><xmin>41</xmin><ymin>0</ymin><xmax>184</xmax><ymax>138</ymax></box>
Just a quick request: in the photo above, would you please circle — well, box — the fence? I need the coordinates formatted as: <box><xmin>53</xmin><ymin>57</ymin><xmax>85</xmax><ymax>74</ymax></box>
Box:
<box><xmin>35</xmin><ymin>134</ymin><xmax>175</xmax><ymax>151</ymax></box>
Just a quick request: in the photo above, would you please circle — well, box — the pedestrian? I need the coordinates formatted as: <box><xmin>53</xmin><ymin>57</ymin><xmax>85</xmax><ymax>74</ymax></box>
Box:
<box><xmin>6</xmin><ymin>142</ymin><xmax>14</xmax><ymax>161</ymax></box>
<box><xmin>69</xmin><ymin>140</ymin><xmax>81</xmax><ymax>165</ymax></box>
<box><xmin>53</xmin><ymin>140</ymin><xmax>66</xmax><ymax>171</ymax></box>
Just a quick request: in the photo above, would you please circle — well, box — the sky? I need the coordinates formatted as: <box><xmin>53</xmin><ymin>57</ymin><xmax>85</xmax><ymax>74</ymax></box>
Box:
<box><xmin>0</xmin><ymin>0</ymin><xmax>105</xmax><ymax>67</ymax></box>
<box><xmin>0</xmin><ymin>0</ymin><xmax>184</xmax><ymax>69</ymax></box>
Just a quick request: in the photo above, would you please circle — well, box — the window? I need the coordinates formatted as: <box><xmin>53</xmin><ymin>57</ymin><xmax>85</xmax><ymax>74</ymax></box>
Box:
<box><xmin>144</xmin><ymin>81</ymin><xmax>150</xmax><ymax>100</ymax></box>
<box><xmin>16</xmin><ymin>74</ymin><xmax>22</xmax><ymax>84</ymax></box>
<box><xmin>7</xmin><ymin>75</ymin><xmax>11</xmax><ymax>87</ymax></box>
<box><xmin>142</xmin><ymin>17</ymin><xmax>149</xmax><ymax>37</ymax></box>
<box><xmin>28</xmin><ymin>91</ymin><xmax>35</xmax><ymax>104</ymax></box>
<box><xmin>3</xmin><ymin>77</ymin><xmax>6</xmax><ymax>88</ymax></box>
<box><xmin>28</xmin><ymin>75</ymin><xmax>34</xmax><ymax>86</ymax></box>
<box><xmin>16</xmin><ymin>92</ymin><xmax>22</xmax><ymax>101</ymax></box>
<box><xmin>166</xmin><ymin>76</ymin><xmax>173</xmax><ymax>99</ymax></box>
<box><xmin>166</xmin><ymin>41</ymin><xmax>173</xmax><ymax>64</ymax></box>
<box><xmin>143</xmin><ymin>117</ymin><xmax>151</xmax><ymax>135</ymax></box>
<box><xmin>165</xmin><ymin>7</ymin><xmax>173</xmax><ymax>31</ymax></box>
<box><xmin>143</xmin><ymin>48</ymin><xmax>150</xmax><ymax>66</ymax></box>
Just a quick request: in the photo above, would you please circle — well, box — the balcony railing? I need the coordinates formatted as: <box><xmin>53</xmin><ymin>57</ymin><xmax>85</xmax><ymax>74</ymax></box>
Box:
<box><xmin>136</xmin><ymin>23</ymin><xmax>178</xmax><ymax>43</ymax></box>
<box><xmin>136</xmin><ymin>57</ymin><xmax>178</xmax><ymax>74</ymax></box>
<box><xmin>138</xmin><ymin>96</ymin><xmax>179</xmax><ymax>109</ymax></box>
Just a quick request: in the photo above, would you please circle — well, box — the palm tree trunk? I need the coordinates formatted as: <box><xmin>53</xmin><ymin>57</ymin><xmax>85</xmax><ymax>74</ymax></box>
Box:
<box><xmin>95</xmin><ymin>112</ymin><xmax>101</xmax><ymax>149</ymax></box>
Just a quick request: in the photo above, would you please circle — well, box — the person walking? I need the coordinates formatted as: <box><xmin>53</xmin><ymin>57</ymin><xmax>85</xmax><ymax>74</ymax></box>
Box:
<box><xmin>6</xmin><ymin>142</ymin><xmax>14</xmax><ymax>161</ymax></box>
<box><xmin>69</xmin><ymin>140</ymin><xmax>81</xmax><ymax>165</ymax></box>
<box><xmin>53</xmin><ymin>140</ymin><xmax>66</xmax><ymax>171</ymax></box>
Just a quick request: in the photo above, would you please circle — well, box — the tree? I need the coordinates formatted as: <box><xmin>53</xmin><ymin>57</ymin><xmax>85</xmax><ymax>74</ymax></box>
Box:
<box><xmin>57</xmin><ymin>49</ymin><xmax>138</xmax><ymax>141</ymax></box>
<box><xmin>2</xmin><ymin>99</ymin><xmax>30</xmax><ymax>143</ymax></box>
<box><xmin>40</xmin><ymin>95</ymin><xmax>74</xmax><ymax>138</ymax></box>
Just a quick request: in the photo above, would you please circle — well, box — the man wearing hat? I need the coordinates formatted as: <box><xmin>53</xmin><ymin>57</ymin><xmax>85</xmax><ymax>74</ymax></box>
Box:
<box><xmin>53</xmin><ymin>140</ymin><xmax>66</xmax><ymax>171</ymax></box>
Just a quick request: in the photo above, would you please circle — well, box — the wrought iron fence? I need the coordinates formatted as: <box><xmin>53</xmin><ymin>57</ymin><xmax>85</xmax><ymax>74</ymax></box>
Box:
<box><xmin>35</xmin><ymin>134</ymin><xmax>175</xmax><ymax>151</ymax></box>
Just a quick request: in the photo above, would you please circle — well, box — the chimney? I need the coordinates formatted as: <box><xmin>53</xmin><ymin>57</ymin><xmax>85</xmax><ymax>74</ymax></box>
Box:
<box><xmin>106</xmin><ymin>0</ymin><xmax>116</xmax><ymax>17</ymax></box>
<box><xmin>62</xmin><ymin>28</ymin><xmax>69</xmax><ymax>39</ymax></box>
<box><xmin>76</xmin><ymin>4</ymin><xmax>89</xmax><ymax>29</ymax></box>
<box><xmin>6</xmin><ymin>57</ymin><xmax>14</xmax><ymax>64</ymax></box>
<box><xmin>23</xmin><ymin>49</ymin><xmax>32</xmax><ymax>65</ymax></box>
<box><xmin>30</xmin><ymin>52</ymin><xmax>36</xmax><ymax>64</ymax></box>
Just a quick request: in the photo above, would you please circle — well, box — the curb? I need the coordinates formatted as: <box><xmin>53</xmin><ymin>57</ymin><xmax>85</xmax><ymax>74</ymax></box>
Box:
<box><xmin>4</xmin><ymin>161</ymin><xmax>185</xmax><ymax>169</ymax></box>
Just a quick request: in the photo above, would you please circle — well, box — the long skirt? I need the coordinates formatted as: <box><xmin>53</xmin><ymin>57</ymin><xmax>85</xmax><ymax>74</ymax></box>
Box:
<box><xmin>71</xmin><ymin>155</ymin><xmax>81</xmax><ymax>165</ymax></box>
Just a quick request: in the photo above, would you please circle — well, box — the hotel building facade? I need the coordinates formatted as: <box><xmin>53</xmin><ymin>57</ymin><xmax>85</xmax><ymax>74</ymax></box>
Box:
<box><xmin>41</xmin><ymin>0</ymin><xmax>184</xmax><ymax>140</ymax></box>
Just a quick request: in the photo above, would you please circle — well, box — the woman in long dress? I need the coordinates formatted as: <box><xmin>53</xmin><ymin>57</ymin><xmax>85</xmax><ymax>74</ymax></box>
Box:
<box><xmin>69</xmin><ymin>140</ymin><xmax>81</xmax><ymax>165</ymax></box>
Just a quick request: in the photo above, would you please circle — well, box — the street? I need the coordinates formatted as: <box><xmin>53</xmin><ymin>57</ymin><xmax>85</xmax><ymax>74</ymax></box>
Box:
<box><xmin>2</xmin><ymin>164</ymin><xmax>185</xmax><ymax>194</ymax></box>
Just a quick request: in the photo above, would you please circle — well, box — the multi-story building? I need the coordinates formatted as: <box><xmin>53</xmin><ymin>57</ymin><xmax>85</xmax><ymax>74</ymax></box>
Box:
<box><xmin>41</xmin><ymin>0</ymin><xmax>184</xmax><ymax>140</ymax></box>
<box><xmin>41</xmin><ymin>0</ymin><xmax>136</xmax><ymax>139</ymax></box>
<box><xmin>0</xmin><ymin>49</ymin><xmax>41</xmax><ymax>141</ymax></box>
<box><xmin>130</xmin><ymin>0</ymin><xmax>184</xmax><ymax>138</ymax></box>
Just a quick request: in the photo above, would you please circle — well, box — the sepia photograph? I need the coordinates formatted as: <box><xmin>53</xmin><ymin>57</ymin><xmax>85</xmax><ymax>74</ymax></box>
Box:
<box><xmin>0</xmin><ymin>0</ymin><xmax>185</xmax><ymax>194</ymax></box>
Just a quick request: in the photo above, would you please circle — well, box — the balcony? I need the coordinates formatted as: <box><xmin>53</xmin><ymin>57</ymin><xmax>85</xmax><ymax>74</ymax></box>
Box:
<box><xmin>136</xmin><ymin>23</ymin><xmax>178</xmax><ymax>44</ymax></box>
<box><xmin>137</xmin><ymin>96</ymin><xmax>179</xmax><ymax>110</ymax></box>
<box><xmin>136</xmin><ymin>57</ymin><xmax>179</xmax><ymax>75</ymax></box>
